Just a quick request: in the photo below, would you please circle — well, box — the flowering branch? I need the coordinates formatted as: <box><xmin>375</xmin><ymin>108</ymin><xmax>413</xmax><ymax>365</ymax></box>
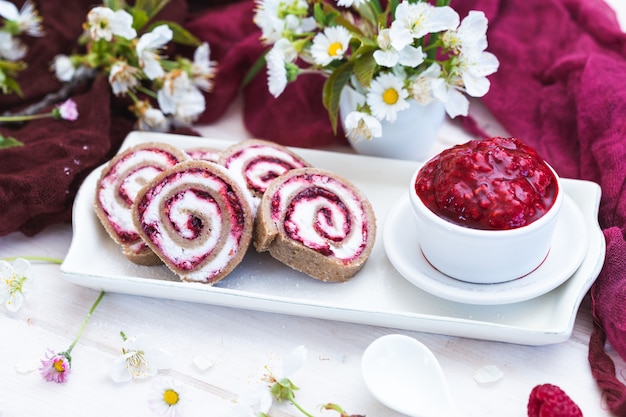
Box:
<box><xmin>51</xmin><ymin>1</ymin><xmax>218</xmax><ymax>132</ymax></box>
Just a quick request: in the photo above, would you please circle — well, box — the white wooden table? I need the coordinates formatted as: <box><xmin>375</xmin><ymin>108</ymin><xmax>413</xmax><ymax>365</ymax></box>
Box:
<box><xmin>2</xmin><ymin>2</ymin><xmax>626</xmax><ymax>415</ymax></box>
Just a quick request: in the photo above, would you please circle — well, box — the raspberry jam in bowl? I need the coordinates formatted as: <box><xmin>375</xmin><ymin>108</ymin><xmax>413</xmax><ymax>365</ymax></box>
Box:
<box><xmin>409</xmin><ymin>136</ymin><xmax>563</xmax><ymax>284</ymax></box>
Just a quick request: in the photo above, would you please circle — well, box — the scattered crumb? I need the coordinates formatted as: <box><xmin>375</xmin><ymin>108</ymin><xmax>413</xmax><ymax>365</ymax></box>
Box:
<box><xmin>192</xmin><ymin>354</ymin><xmax>216</xmax><ymax>371</ymax></box>
<box><xmin>473</xmin><ymin>364</ymin><xmax>504</xmax><ymax>385</ymax></box>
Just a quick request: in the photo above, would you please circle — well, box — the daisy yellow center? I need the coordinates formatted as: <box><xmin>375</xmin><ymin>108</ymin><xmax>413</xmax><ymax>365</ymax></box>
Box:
<box><xmin>53</xmin><ymin>359</ymin><xmax>66</xmax><ymax>373</ymax></box>
<box><xmin>163</xmin><ymin>389</ymin><xmax>179</xmax><ymax>406</ymax></box>
<box><xmin>327</xmin><ymin>42</ymin><xmax>343</xmax><ymax>57</ymax></box>
<box><xmin>382</xmin><ymin>88</ymin><xmax>399</xmax><ymax>105</ymax></box>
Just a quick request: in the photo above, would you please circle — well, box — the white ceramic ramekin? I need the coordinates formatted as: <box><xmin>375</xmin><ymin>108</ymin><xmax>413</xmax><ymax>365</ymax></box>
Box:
<box><xmin>408</xmin><ymin>164</ymin><xmax>563</xmax><ymax>284</ymax></box>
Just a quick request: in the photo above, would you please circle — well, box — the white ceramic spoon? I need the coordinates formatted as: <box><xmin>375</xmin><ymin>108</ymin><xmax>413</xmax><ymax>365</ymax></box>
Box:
<box><xmin>361</xmin><ymin>334</ymin><xmax>463</xmax><ymax>417</ymax></box>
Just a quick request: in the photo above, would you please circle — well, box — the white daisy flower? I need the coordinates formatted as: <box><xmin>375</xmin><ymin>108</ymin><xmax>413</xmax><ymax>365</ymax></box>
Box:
<box><xmin>0</xmin><ymin>0</ymin><xmax>43</xmax><ymax>37</ymax></box>
<box><xmin>51</xmin><ymin>54</ymin><xmax>76</xmax><ymax>82</ymax></box>
<box><xmin>389</xmin><ymin>2</ymin><xmax>459</xmax><ymax>51</ymax></box>
<box><xmin>266</xmin><ymin>38</ymin><xmax>296</xmax><ymax>97</ymax></box>
<box><xmin>136</xmin><ymin>25</ymin><xmax>173</xmax><ymax>80</ymax></box>
<box><xmin>86</xmin><ymin>6</ymin><xmax>137</xmax><ymax>41</ymax></box>
<box><xmin>190</xmin><ymin>42</ymin><xmax>217</xmax><ymax>92</ymax></box>
<box><xmin>108</xmin><ymin>61</ymin><xmax>139</xmax><ymax>96</ymax></box>
<box><xmin>410</xmin><ymin>63</ymin><xmax>441</xmax><ymax>105</ymax></box>
<box><xmin>0</xmin><ymin>31</ymin><xmax>26</xmax><ymax>61</ymax></box>
<box><xmin>344</xmin><ymin>111</ymin><xmax>383</xmax><ymax>142</ymax></box>
<box><xmin>157</xmin><ymin>70</ymin><xmax>206</xmax><ymax>126</ymax></box>
<box><xmin>148</xmin><ymin>378</ymin><xmax>190</xmax><ymax>417</ymax></box>
<box><xmin>442</xmin><ymin>10</ymin><xmax>489</xmax><ymax>54</ymax></box>
<box><xmin>310</xmin><ymin>26</ymin><xmax>352</xmax><ymax>66</ymax></box>
<box><xmin>366</xmin><ymin>72</ymin><xmax>410</xmax><ymax>122</ymax></box>
<box><xmin>0</xmin><ymin>258</ymin><xmax>32</xmax><ymax>313</ymax></box>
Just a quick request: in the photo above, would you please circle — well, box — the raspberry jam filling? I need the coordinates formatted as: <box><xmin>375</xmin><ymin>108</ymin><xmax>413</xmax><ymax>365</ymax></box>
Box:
<box><xmin>415</xmin><ymin>137</ymin><xmax>558</xmax><ymax>230</ymax></box>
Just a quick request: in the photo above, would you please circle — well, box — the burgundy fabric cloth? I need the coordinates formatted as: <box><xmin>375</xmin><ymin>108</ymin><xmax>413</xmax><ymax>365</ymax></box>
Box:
<box><xmin>0</xmin><ymin>0</ymin><xmax>192</xmax><ymax>236</ymax></box>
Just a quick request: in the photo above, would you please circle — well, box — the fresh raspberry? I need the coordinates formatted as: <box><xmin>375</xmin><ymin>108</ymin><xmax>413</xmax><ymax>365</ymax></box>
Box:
<box><xmin>527</xmin><ymin>384</ymin><xmax>583</xmax><ymax>417</ymax></box>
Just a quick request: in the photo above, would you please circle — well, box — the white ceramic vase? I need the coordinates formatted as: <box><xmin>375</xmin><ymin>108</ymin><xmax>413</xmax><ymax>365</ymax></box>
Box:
<box><xmin>339</xmin><ymin>86</ymin><xmax>446</xmax><ymax>161</ymax></box>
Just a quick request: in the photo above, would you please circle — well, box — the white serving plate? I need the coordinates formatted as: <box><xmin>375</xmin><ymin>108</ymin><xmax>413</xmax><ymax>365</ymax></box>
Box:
<box><xmin>61</xmin><ymin>131</ymin><xmax>606</xmax><ymax>346</ymax></box>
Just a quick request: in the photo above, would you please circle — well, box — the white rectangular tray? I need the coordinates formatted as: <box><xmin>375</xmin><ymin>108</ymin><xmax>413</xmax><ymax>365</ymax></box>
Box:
<box><xmin>60</xmin><ymin>131</ymin><xmax>605</xmax><ymax>345</ymax></box>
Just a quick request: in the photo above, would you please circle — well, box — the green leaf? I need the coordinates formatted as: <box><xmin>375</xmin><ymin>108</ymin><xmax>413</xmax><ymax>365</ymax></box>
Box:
<box><xmin>146</xmin><ymin>21</ymin><xmax>201</xmax><ymax>46</ymax></box>
<box><xmin>241</xmin><ymin>52</ymin><xmax>267</xmax><ymax>89</ymax></box>
<box><xmin>353</xmin><ymin>49</ymin><xmax>376</xmax><ymax>88</ymax></box>
<box><xmin>322</xmin><ymin>61</ymin><xmax>354</xmax><ymax>133</ymax></box>
<box><xmin>135</xmin><ymin>0</ymin><xmax>170</xmax><ymax>20</ymax></box>
<box><xmin>131</xmin><ymin>8</ymin><xmax>150</xmax><ymax>30</ymax></box>
<box><xmin>0</xmin><ymin>134</ymin><xmax>24</xmax><ymax>149</ymax></box>
<box><xmin>4</xmin><ymin>76</ymin><xmax>23</xmax><ymax>97</ymax></box>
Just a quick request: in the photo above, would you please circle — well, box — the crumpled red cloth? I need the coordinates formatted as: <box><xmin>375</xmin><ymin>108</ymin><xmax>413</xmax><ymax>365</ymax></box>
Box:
<box><xmin>187</xmin><ymin>0</ymin><xmax>626</xmax><ymax>412</ymax></box>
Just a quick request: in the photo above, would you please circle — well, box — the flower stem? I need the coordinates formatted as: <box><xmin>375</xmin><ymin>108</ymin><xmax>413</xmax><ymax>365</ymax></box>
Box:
<box><xmin>66</xmin><ymin>290</ymin><xmax>106</xmax><ymax>355</ymax></box>
<box><xmin>1</xmin><ymin>256</ymin><xmax>63</xmax><ymax>264</ymax></box>
<box><xmin>0</xmin><ymin>113</ymin><xmax>53</xmax><ymax>123</ymax></box>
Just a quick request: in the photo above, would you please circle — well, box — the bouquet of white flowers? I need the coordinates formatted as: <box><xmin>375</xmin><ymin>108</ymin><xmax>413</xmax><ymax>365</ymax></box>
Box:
<box><xmin>253</xmin><ymin>0</ymin><xmax>499</xmax><ymax>142</ymax></box>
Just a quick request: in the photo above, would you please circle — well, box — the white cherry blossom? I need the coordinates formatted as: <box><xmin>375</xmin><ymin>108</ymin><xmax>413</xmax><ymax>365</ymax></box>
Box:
<box><xmin>86</xmin><ymin>6</ymin><xmax>136</xmax><ymax>41</ymax></box>
<box><xmin>136</xmin><ymin>25</ymin><xmax>173</xmax><ymax>80</ymax></box>
<box><xmin>0</xmin><ymin>31</ymin><xmax>25</xmax><ymax>61</ymax></box>
<box><xmin>410</xmin><ymin>63</ymin><xmax>441</xmax><ymax>105</ymax></box>
<box><xmin>0</xmin><ymin>0</ymin><xmax>43</xmax><ymax>37</ymax></box>
<box><xmin>109</xmin><ymin>334</ymin><xmax>170</xmax><ymax>383</ymax></box>
<box><xmin>190</xmin><ymin>42</ymin><xmax>217</xmax><ymax>92</ymax></box>
<box><xmin>389</xmin><ymin>2</ymin><xmax>459</xmax><ymax>51</ymax></box>
<box><xmin>374</xmin><ymin>29</ymin><xmax>425</xmax><ymax>68</ymax></box>
<box><xmin>442</xmin><ymin>10</ymin><xmax>489</xmax><ymax>54</ymax></box>
<box><xmin>157</xmin><ymin>70</ymin><xmax>205</xmax><ymax>126</ymax></box>
<box><xmin>431</xmin><ymin>75</ymin><xmax>469</xmax><ymax>118</ymax></box>
<box><xmin>51</xmin><ymin>54</ymin><xmax>76</xmax><ymax>82</ymax></box>
<box><xmin>254</xmin><ymin>0</ymin><xmax>315</xmax><ymax>44</ymax></box>
<box><xmin>458</xmin><ymin>49</ymin><xmax>499</xmax><ymax>97</ymax></box>
<box><xmin>108</xmin><ymin>61</ymin><xmax>139</xmax><ymax>96</ymax></box>
<box><xmin>0</xmin><ymin>258</ymin><xmax>32</xmax><ymax>313</ymax></box>
<box><xmin>344</xmin><ymin>111</ymin><xmax>383</xmax><ymax>142</ymax></box>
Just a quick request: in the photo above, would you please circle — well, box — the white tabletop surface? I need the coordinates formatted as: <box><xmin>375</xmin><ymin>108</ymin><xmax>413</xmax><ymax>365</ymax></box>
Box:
<box><xmin>2</xmin><ymin>2</ymin><xmax>626</xmax><ymax>416</ymax></box>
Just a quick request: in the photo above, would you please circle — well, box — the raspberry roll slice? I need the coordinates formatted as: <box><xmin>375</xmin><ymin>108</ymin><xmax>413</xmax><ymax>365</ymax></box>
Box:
<box><xmin>132</xmin><ymin>160</ymin><xmax>254</xmax><ymax>284</ymax></box>
<box><xmin>94</xmin><ymin>142</ymin><xmax>189</xmax><ymax>265</ymax></box>
<box><xmin>254</xmin><ymin>168</ymin><xmax>377</xmax><ymax>283</ymax></box>
<box><xmin>219</xmin><ymin>139</ymin><xmax>311</xmax><ymax>213</ymax></box>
